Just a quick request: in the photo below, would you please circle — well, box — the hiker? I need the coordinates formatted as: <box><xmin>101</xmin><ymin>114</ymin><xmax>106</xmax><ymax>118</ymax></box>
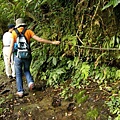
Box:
<box><xmin>2</xmin><ymin>24</ymin><xmax>16</xmax><ymax>79</ymax></box>
<box><xmin>8</xmin><ymin>18</ymin><xmax>60</xmax><ymax>97</ymax></box>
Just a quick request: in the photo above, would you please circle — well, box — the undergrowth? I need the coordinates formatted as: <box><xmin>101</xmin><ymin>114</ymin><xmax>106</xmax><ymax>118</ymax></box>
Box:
<box><xmin>31</xmin><ymin>52</ymin><xmax>120</xmax><ymax>119</ymax></box>
<box><xmin>0</xmin><ymin>41</ymin><xmax>4</xmax><ymax>75</ymax></box>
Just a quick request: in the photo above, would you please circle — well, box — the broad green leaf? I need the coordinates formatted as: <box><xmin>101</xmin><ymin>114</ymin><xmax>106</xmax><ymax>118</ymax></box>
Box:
<box><xmin>113</xmin><ymin>0</ymin><xmax>120</xmax><ymax>7</ymax></box>
<box><xmin>52</xmin><ymin>57</ymin><xmax>57</xmax><ymax>65</ymax></box>
<box><xmin>116</xmin><ymin>70</ymin><xmax>120</xmax><ymax>78</ymax></box>
<box><xmin>56</xmin><ymin>68</ymin><xmax>64</xmax><ymax>74</ymax></box>
<box><xmin>102</xmin><ymin>0</ymin><xmax>120</xmax><ymax>10</ymax></box>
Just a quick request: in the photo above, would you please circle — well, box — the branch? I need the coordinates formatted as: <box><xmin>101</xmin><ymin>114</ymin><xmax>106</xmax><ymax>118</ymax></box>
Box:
<box><xmin>76</xmin><ymin>14</ymin><xmax>84</xmax><ymax>45</ymax></box>
<box><xmin>90</xmin><ymin>0</ymin><xmax>101</xmax><ymax>36</ymax></box>
<box><xmin>75</xmin><ymin>45</ymin><xmax>120</xmax><ymax>51</ymax></box>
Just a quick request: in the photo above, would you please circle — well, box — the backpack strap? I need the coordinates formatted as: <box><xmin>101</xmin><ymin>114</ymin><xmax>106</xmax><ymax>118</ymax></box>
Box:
<box><xmin>14</xmin><ymin>28</ymin><xmax>28</xmax><ymax>44</ymax></box>
<box><xmin>21</xmin><ymin>28</ymin><xmax>29</xmax><ymax>44</ymax></box>
<box><xmin>14</xmin><ymin>28</ymin><xmax>20</xmax><ymax>36</ymax></box>
<box><xmin>21</xmin><ymin>28</ymin><xmax>26</xmax><ymax>35</ymax></box>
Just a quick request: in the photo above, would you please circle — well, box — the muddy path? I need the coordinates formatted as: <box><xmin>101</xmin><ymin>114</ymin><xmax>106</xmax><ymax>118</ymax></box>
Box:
<box><xmin>0</xmin><ymin>74</ymin><xmax>111</xmax><ymax>120</ymax></box>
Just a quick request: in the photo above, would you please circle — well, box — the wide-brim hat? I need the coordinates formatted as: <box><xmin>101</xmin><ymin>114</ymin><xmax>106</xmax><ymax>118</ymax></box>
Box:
<box><xmin>15</xmin><ymin>18</ymin><xmax>27</xmax><ymax>28</ymax></box>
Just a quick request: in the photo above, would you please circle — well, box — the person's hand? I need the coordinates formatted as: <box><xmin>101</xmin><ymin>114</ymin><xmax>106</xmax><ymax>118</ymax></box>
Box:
<box><xmin>52</xmin><ymin>41</ymin><xmax>60</xmax><ymax>45</ymax></box>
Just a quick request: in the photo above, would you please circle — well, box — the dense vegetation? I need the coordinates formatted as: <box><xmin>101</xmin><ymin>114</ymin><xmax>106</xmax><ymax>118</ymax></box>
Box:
<box><xmin>0</xmin><ymin>0</ymin><xmax>120</xmax><ymax>119</ymax></box>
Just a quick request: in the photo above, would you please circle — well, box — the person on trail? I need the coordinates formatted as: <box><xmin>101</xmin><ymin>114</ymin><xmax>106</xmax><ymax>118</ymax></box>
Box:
<box><xmin>8</xmin><ymin>18</ymin><xmax>60</xmax><ymax>97</ymax></box>
<box><xmin>2</xmin><ymin>24</ymin><xmax>16</xmax><ymax>79</ymax></box>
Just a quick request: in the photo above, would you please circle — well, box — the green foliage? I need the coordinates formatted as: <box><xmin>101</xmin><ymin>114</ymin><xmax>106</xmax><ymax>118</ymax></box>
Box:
<box><xmin>0</xmin><ymin>108</ymin><xmax>3</xmax><ymax>114</ymax></box>
<box><xmin>60</xmin><ymin>87</ymin><xmax>72</xmax><ymax>100</ymax></box>
<box><xmin>94</xmin><ymin>64</ymin><xmax>119</xmax><ymax>86</ymax></box>
<box><xmin>112</xmin><ymin>36</ymin><xmax>120</xmax><ymax>48</ymax></box>
<box><xmin>102</xmin><ymin>0</ymin><xmax>120</xmax><ymax>10</ymax></box>
<box><xmin>70</xmin><ymin>58</ymin><xmax>90</xmax><ymax>89</ymax></box>
<box><xmin>6</xmin><ymin>94</ymin><xmax>14</xmax><ymax>100</ymax></box>
<box><xmin>0</xmin><ymin>41</ymin><xmax>4</xmax><ymax>75</ymax></box>
<box><xmin>106</xmin><ymin>94</ymin><xmax>120</xmax><ymax>119</ymax></box>
<box><xmin>114</xmin><ymin>115</ymin><xmax>120</xmax><ymax>120</ymax></box>
<box><xmin>0</xmin><ymin>97</ymin><xmax>5</xmax><ymax>105</ymax></box>
<box><xmin>74</xmin><ymin>90</ymin><xmax>88</xmax><ymax>104</ymax></box>
<box><xmin>116</xmin><ymin>70</ymin><xmax>120</xmax><ymax>79</ymax></box>
<box><xmin>86</xmin><ymin>108</ymin><xmax>99</xmax><ymax>120</ymax></box>
<box><xmin>46</xmin><ymin>67</ymin><xmax>65</xmax><ymax>86</ymax></box>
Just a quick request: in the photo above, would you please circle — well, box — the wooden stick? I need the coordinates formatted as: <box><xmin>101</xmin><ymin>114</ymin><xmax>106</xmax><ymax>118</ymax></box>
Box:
<box><xmin>75</xmin><ymin>45</ymin><xmax>120</xmax><ymax>51</ymax></box>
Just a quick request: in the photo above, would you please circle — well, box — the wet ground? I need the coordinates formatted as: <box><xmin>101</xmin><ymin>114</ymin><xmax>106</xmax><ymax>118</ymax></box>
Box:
<box><xmin>0</xmin><ymin>74</ymin><xmax>111</xmax><ymax>120</ymax></box>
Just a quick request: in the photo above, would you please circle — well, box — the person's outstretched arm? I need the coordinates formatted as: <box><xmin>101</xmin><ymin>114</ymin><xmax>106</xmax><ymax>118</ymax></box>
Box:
<box><xmin>32</xmin><ymin>35</ymin><xmax>60</xmax><ymax>45</ymax></box>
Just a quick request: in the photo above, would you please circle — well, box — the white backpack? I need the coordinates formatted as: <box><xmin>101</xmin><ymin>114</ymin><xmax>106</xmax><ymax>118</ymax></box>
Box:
<box><xmin>14</xmin><ymin>28</ymin><xmax>31</xmax><ymax>59</ymax></box>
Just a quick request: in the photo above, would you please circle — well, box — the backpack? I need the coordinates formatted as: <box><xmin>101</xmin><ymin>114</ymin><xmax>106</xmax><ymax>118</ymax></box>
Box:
<box><xmin>14</xmin><ymin>28</ymin><xmax>31</xmax><ymax>59</ymax></box>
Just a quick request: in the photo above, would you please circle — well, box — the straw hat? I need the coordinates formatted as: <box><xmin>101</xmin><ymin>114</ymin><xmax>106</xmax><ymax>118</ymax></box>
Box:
<box><xmin>15</xmin><ymin>18</ymin><xmax>26</xmax><ymax>28</ymax></box>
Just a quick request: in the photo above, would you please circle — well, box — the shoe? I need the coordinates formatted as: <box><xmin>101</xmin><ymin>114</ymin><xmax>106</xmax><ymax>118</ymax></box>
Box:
<box><xmin>12</xmin><ymin>76</ymin><xmax>16</xmax><ymax>80</ymax></box>
<box><xmin>16</xmin><ymin>92</ymin><xmax>23</xmax><ymax>98</ymax></box>
<box><xmin>8</xmin><ymin>75</ymin><xmax>13</xmax><ymax>79</ymax></box>
<box><xmin>29</xmin><ymin>83</ymin><xmax>35</xmax><ymax>91</ymax></box>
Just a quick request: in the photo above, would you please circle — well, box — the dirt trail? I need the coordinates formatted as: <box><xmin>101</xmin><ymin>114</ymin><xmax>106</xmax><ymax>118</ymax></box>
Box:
<box><xmin>0</xmin><ymin>75</ymin><xmax>110</xmax><ymax>120</ymax></box>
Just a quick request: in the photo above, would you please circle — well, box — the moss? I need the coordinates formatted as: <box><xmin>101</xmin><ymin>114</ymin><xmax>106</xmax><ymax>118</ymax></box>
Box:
<box><xmin>0</xmin><ymin>108</ymin><xmax>3</xmax><ymax>114</ymax></box>
<box><xmin>74</xmin><ymin>90</ymin><xmax>89</xmax><ymax>104</ymax></box>
<box><xmin>6</xmin><ymin>94</ymin><xmax>14</xmax><ymax>100</ymax></box>
<box><xmin>0</xmin><ymin>97</ymin><xmax>5</xmax><ymax>104</ymax></box>
<box><xmin>86</xmin><ymin>108</ymin><xmax>99</xmax><ymax>120</ymax></box>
